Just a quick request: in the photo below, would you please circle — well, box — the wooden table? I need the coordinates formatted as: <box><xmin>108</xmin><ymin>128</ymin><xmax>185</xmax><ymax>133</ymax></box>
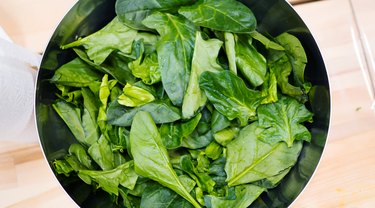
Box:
<box><xmin>1</xmin><ymin>0</ymin><xmax>375</xmax><ymax>207</ymax></box>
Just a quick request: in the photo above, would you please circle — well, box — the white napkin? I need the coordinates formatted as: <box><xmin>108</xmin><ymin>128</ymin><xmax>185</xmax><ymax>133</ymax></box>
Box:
<box><xmin>0</xmin><ymin>26</ymin><xmax>41</xmax><ymax>143</ymax></box>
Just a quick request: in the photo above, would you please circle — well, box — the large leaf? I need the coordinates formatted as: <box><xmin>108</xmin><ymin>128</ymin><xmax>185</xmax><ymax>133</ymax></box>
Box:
<box><xmin>204</xmin><ymin>184</ymin><xmax>265</xmax><ymax>208</ymax></box>
<box><xmin>116</xmin><ymin>0</ymin><xmax>195</xmax><ymax>30</ymax></box>
<box><xmin>50</xmin><ymin>58</ymin><xmax>102</xmax><ymax>87</ymax></box>
<box><xmin>199</xmin><ymin>71</ymin><xmax>263</xmax><ymax>126</ymax></box>
<box><xmin>107</xmin><ymin>100</ymin><xmax>181</xmax><ymax>127</ymax></box>
<box><xmin>182</xmin><ymin>31</ymin><xmax>223</xmax><ymax>119</ymax></box>
<box><xmin>140</xmin><ymin>183</ymin><xmax>194</xmax><ymax>208</ymax></box>
<box><xmin>143</xmin><ymin>12</ymin><xmax>196</xmax><ymax>106</ymax></box>
<box><xmin>78</xmin><ymin>161</ymin><xmax>138</xmax><ymax>196</ymax></box>
<box><xmin>130</xmin><ymin>111</ymin><xmax>201</xmax><ymax>208</ymax></box>
<box><xmin>62</xmin><ymin>17</ymin><xmax>138</xmax><ymax>64</ymax></box>
<box><xmin>179</xmin><ymin>0</ymin><xmax>256</xmax><ymax>33</ymax></box>
<box><xmin>257</xmin><ymin>96</ymin><xmax>313</xmax><ymax>147</ymax></box>
<box><xmin>225</xmin><ymin>122</ymin><xmax>303</xmax><ymax>186</ymax></box>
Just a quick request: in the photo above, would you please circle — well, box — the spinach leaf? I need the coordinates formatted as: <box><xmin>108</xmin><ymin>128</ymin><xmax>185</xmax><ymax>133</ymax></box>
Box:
<box><xmin>268</xmin><ymin>49</ymin><xmax>306</xmax><ymax>101</ymax></box>
<box><xmin>78</xmin><ymin>161</ymin><xmax>138</xmax><ymax>196</ymax></box>
<box><xmin>116</xmin><ymin>0</ymin><xmax>195</xmax><ymax>30</ymax></box>
<box><xmin>211</xmin><ymin>110</ymin><xmax>231</xmax><ymax>134</ymax></box>
<box><xmin>143</xmin><ymin>12</ymin><xmax>196</xmax><ymax>106</ymax></box>
<box><xmin>118</xmin><ymin>83</ymin><xmax>156</xmax><ymax>107</ymax></box>
<box><xmin>204</xmin><ymin>184</ymin><xmax>264</xmax><ymax>208</ymax></box>
<box><xmin>129</xmin><ymin>52</ymin><xmax>161</xmax><ymax>85</ymax></box>
<box><xmin>130</xmin><ymin>111</ymin><xmax>201</xmax><ymax>208</ymax></box>
<box><xmin>55</xmin><ymin>84</ymin><xmax>82</xmax><ymax>106</ymax></box>
<box><xmin>179</xmin><ymin>0</ymin><xmax>256</xmax><ymax>33</ymax></box>
<box><xmin>205</xmin><ymin>142</ymin><xmax>222</xmax><ymax>160</ymax></box>
<box><xmin>107</xmin><ymin>100</ymin><xmax>181</xmax><ymax>127</ymax></box>
<box><xmin>257</xmin><ymin>96</ymin><xmax>313</xmax><ymax>147</ymax></box>
<box><xmin>213</xmin><ymin>127</ymin><xmax>239</xmax><ymax>146</ymax></box>
<box><xmin>235</xmin><ymin>35</ymin><xmax>267</xmax><ymax>87</ymax></box>
<box><xmin>88</xmin><ymin>135</ymin><xmax>126</xmax><ymax>171</ymax></box>
<box><xmin>225</xmin><ymin>122</ymin><xmax>303</xmax><ymax>186</ymax></box>
<box><xmin>182</xmin><ymin>131</ymin><xmax>214</xmax><ymax>149</ymax></box>
<box><xmin>62</xmin><ymin>17</ymin><xmax>138</xmax><ymax>64</ymax></box>
<box><xmin>140</xmin><ymin>183</ymin><xmax>194</xmax><ymax>208</ymax></box>
<box><xmin>182</xmin><ymin>31</ymin><xmax>223</xmax><ymax>119</ymax></box>
<box><xmin>52</xmin><ymin>100</ymin><xmax>86</xmax><ymax>145</ymax></box>
<box><xmin>275</xmin><ymin>33</ymin><xmax>307</xmax><ymax>87</ymax></box>
<box><xmin>260</xmin><ymin>71</ymin><xmax>278</xmax><ymax>104</ymax></box>
<box><xmin>81</xmin><ymin>88</ymin><xmax>100</xmax><ymax>145</ymax></box>
<box><xmin>199</xmin><ymin>71</ymin><xmax>263</xmax><ymax>126</ymax></box>
<box><xmin>50</xmin><ymin>58</ymin><xmax>102</xmax><ymax>87</ymax></box>
<box><xmin>68</xmin><ymin>143</ymin><xmax>95</xmax><ymax>170</ymax></box>
<box><xmin>224</xmin><ymin>32</ymin><xmax>237</xmax><ymax>74</ymax></box>
<box><xmin>53</xmin><ymin>159</ymin><xmax>74</xmax><ymax>177</ymax></box>
<box><xmin>160</xmin><ymin>113</ymin><xmax>202</xmax><ymax>149</ymax></box>
<box><xmin>180</xmin><ymin>155</ymin><xmax>216</xmax><ymax>194</ymax></box>
<box><xmin>250</xmin><ymin>31</ymin><xmax>284</xmax><ymax>50</ymax></box>
<box><xmin>74</xmin><ymin>48</ymin><xmax>136</xmax><ymax>85</ymax></box>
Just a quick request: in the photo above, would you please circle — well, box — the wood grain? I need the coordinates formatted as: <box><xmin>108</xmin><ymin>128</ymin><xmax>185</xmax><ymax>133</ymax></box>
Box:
<box><xmin>1</xmin><ymin>0</ymin><xmax>375</xmax><ymax>207</ymax></box>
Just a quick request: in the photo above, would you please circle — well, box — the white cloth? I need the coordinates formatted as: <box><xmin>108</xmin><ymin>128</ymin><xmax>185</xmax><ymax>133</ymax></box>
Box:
<box><xmin>0</xmin><ymin>26</ymin><xmax>41</xmax><ymax>143</ymax></box>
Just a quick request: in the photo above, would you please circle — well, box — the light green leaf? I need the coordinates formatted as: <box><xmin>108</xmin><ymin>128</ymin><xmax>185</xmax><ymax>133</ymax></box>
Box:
<box><xmin>78</xmin><ymin>161</ymin><xmax>138</xmax><ymax>196</ymax></box>
<box><xmin>50</xmin><ymin>58</ymin><xmax>102</xmax><ymax>87</ymax></box>
<box><xmin>225</xmin><ymin>122</ymin><xmax>303</xmax><ymax>186</ymax></box>
<box><xmin>257</xmin><ymin>96</ymin><xmax>313</xmax><ymax>147</ymax></box>
<box><xmin>130</xmin><ymin>111</ymin><xmax>201</xmax><ymax>208</ymax></box>
<box><xmin>204</xmin><ymin>184</ymin><xmax>265</xmax><ymax>208</ymax></box>
<box><xmin>182</xmin><ymin>31</ymin><xmax>223</xmax><ymax>119</ymax></box>
<box><xmin>118</xmin><ymin>83</ymin><xmax>155</xmax><ymax>107</ymax></box>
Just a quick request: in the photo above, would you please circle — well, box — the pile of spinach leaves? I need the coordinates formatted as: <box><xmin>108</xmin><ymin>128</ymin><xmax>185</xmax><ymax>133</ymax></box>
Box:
<box><xmin>51</xmin><ymin>0</ymin><xmax>314</xmax><ymax>207</ymax></box>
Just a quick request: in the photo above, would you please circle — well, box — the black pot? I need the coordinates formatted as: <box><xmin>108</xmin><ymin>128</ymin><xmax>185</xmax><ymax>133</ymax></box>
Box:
<box><xmin>35</xmin><ymin>0</ymin><xmax>330</xmax><ymax>207</ymax></box>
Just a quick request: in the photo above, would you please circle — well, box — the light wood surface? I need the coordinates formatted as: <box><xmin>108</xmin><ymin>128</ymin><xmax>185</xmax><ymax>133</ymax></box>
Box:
<box><xmin>1</xmin><ymin>0</ymin><xmax>375</xmax><ymax>207</ymax></box>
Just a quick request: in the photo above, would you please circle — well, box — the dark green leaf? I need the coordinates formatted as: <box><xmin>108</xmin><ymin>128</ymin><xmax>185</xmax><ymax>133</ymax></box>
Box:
<box><xmin>62</xmin><ymin>17</ymin><xmax>138</xmax><ymax>64</ymax></box>
<box><xmin>182</xmin><ymin>131</ymin><xmax>214</xmax><ymax>149</ymax></box>
<box><xmin>140</xmin><ymin>183</ymin><xmax>194</xmax><ymax>208</ymax></box>
<box><xmin>179</xmin><ymin>0</ymin><xmax>256</xmax><ymax>33</ymax></box>
<box><xmin>160</xmin><ymin>113</ymin><xmax>202</xmax><ymax>149</ymax></box>
<box><xmin>211</xmin><ymin>110</ymin><xmax>231</xmax><ymax>134</ymax></box>
<box><xmin>199</xmin><ymin>71</ymin><xmax>263</xmax><ymax>126</ymax></box>
<box><xmin>74</xmin><ymin>48</ymin><xmax>137</xmax><ymax>85</ymax></box>
<box><xmin>116</xmin><ymin>0</ymin><xmax>195</xmax><ymax>30</ymax></box>
<box><xmin>107</xmin><ymin>100</ymin><xmax>181</xmax><ymax>127</ymax></box>
<box><xmin>143</xmin><ymin>12</ymin><xmax>196</xmax><ymax>106</ymax></box>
